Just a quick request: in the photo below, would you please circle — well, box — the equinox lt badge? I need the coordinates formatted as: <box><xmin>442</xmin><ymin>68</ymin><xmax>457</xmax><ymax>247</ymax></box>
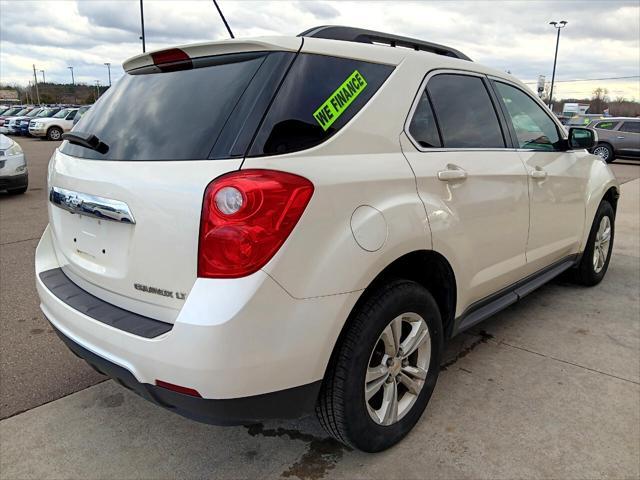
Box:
<box><xmin>134</xmin><ymin>283</ymin><xmax>186</xmax><ymax>300</ymax></box>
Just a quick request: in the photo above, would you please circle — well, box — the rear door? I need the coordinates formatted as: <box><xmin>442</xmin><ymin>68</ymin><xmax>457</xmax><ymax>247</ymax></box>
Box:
<box><xmin>490</xmin><ymin>79</ymin><xmax>588</xmax><ymax>273</ymax></box>
<box><xmin>48</xmin><ymin>47</ymin><xmax>297</xmax><ymax>323</ymax></box>
<box><xmin>616</xmin><ymin>121</ymin><xmax>640</xmax><ymax>156</ymax></box>
<box><xmin>402</xmin><ymin>71</ymin><xmax>530</xmax><ymax>314</ymax></box>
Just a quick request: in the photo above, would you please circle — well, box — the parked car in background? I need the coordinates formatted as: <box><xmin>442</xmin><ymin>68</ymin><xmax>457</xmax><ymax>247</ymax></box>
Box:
<box><xmin>73</xmin><ymin>105</ymin><xmax>92</xmax><ymax>126</ymax></box>
<box><xmin>0</xmin><ymin>133</ymin><xmax>28</xmax><ymax>194</ymax></box>
<box><xmin>588</xmin><ymin>117</ymin><xmax>640</xmax><ymax>163</ymax></box>
<box><xmin>1</xmin><ymin>106</ymin><xmax>35</xmax><ymax>134</ymax></box>
<box><xmin>0</xmin><ymin>107</ymin><xmax>25</xmax><ymax>123</ymax></box>
<box><xmin>7</xmin><ymin>107</ymin><xmax>43</xmax><ymax>135</ymax></box>
<box><xmin>29</xmin><ymin>108</ymin><xmax>78</xmax><ymax>140</ymax></box>
<box><xmin>18</xmin><ymin>107</ymin><xmax>62</xmax><ymax>136</ymax></box>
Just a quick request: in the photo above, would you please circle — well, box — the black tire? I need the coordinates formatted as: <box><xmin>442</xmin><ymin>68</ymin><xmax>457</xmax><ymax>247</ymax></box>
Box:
<box><xmin>46</xmin><ymin>127</ymin><xmax>63</xmax><ymax>141</ymax></box>
<box><xmin>572</xmin><ymin>201</ymin><xmax>615</xmax><ymax>286</ymax></box>
<box><xmin>592</xmin><ymin>143</ymin><xmax>615</xmax><ymax>163</ymax></box>
<box><xmin>316</xmin><ymin>279</ymin><xmax>443</xmax><ymax>452</ymax></box>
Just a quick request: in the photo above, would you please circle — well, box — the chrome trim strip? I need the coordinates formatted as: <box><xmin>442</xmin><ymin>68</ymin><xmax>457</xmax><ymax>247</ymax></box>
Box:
<box><xmin>49</xmin><ymin>186</ymin><xmax>136</xmax><ymax>224</ymax></box>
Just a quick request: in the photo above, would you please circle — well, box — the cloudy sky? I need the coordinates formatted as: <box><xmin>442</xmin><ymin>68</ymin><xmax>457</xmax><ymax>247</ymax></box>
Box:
<box><xmin>1</xmin><ymin>0</ymin><xmax>639</xmax><ymax>100</ymax></box>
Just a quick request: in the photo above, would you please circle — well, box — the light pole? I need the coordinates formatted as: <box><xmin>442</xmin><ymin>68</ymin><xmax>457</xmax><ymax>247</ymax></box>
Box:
<box><xmin>548</xmin><ymin>20</ymin><xmax>567</xmax><ymax>109</ymax></box>
<box><xmin>39</xmin><ymin>70</ymin><xmax>45</xmax><ymax>84</ymax></box>
<box><xmin>104</xmin><ymin>62</ymin><xmax>112</xmax><ymax>87</ymax></box>
<box><xmin>139</xmin><ymin>0</ymin><xmax>146</xmax><ymax>52</ymax></box>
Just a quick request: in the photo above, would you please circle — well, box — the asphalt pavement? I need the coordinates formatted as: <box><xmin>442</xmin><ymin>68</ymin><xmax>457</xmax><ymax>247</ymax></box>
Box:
<box><xmin>0</xmin><ymin>137</ymin><xmax>638</xmax><ymax>479</ymax></box>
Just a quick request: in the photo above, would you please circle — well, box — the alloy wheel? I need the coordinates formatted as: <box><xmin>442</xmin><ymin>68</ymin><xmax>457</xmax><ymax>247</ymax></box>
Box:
<box><xmin>593</xmin><ymin>146</ymin><xmax>609</xmax><ymax>161</ymax></box>
<box><xmin>593</xmin><ymin>216</ymin><xmax>611</xmax><ymax>273</ymax></box>
<box><xmin>365</xmin><ymin>312</ymin><xmax>431</xmax><ymax>426</ymax></box>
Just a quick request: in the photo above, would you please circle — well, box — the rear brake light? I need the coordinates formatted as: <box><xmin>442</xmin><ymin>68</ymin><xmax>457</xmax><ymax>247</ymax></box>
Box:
<box><xmin>198</xmin><ymin>170</ymin><xmax>314</xmax><ymax>278</ymax></box>
<box><xmin>155</xmin><ymin>380</ymin><xmax>202</xmax><ymax>397</ymax></box>
<box><xmin>150</xmin><ymin>48</ymin><xmax>193</xmax><ymax>72</ymax></box>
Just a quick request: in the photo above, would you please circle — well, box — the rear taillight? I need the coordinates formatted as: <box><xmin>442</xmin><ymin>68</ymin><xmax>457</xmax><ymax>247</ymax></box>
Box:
<box><xmin>198</xmin><ymin>170</ymin><xmax>314</xmax><ymax>278</ymax></box>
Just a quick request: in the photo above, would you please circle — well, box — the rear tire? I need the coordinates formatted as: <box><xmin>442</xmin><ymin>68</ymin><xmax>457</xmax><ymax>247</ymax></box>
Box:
<box><xmin>316</xmin><ymin>279</ymin><xmax>443</xmax><ymax>452</ymax></box>
<box><xmin>47</xmin><ymin>127</ymin><xmax>63</xmax><ymax>141</ymax></box>
<box><xmin>593</xmin><ymin>143</ymin><xmax>615</xmax><ymax>163</ymax></box>
<box><xmin>572</xmin><ymin>201</ymin><xmax>614</xmax><ymax>286</ymax></box>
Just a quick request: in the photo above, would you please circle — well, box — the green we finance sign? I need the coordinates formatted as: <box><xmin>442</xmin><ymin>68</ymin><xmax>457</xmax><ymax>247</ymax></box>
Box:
<box><xmin>313</xmin><ymin>70</ymin><xmax>368</xmax><ymax>131</ymax></box>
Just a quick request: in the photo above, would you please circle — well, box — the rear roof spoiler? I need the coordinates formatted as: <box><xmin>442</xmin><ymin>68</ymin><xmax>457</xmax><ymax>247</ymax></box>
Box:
<box><xmin>122</xmin><ymin>37</ymin><xmax>302</xmax><ymax>73</ymax></box>
<box><xmin>299</xmin><ymin>25</ymin><xmax>472</xmax><ymax>62</ymax></box>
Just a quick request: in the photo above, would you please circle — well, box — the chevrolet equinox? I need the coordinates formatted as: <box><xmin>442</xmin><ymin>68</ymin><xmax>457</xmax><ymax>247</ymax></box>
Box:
<box><xmin>36</xmin><ymin>26</ymin><xmax>620</xmax><ymax>452</ymax></box>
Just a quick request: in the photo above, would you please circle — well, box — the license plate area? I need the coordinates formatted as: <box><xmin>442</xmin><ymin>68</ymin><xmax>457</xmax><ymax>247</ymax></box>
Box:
<box><xmin>51</xmin><ymin>208</ymin><xmax>134</xmax><ymax>278</ymax></box>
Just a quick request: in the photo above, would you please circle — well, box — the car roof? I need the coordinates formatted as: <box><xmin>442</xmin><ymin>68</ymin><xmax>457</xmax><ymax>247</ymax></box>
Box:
<box><xmin>122</xmin><ymin>30</ymin><xmax>522</xmax><ymax>88</ymax></box>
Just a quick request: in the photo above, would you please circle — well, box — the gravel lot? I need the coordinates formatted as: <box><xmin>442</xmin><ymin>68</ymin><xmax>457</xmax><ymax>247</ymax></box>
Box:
<box><xmin>0</xmin><ymin>137</ymin><xmax>638</xmax><ymax>479</ymax></box>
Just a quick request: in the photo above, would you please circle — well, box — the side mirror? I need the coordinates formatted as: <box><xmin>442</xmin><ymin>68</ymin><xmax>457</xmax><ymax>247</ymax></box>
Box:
<box><xmin>568</xmin><ymin>127</ymin><xmax>597</xmax><ymax>150</ymax></box>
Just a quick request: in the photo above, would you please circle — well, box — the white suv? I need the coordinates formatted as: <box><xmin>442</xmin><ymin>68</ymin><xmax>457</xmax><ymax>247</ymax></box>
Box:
<box><xmin>29</xmin><ymin>108</ymin><xmax>78</xmax><ymax>140</ymax></box>
<box><xmin>36</xmin><ymin>27</ymin><xmax>619</xmax><ymax>452</ymax></box>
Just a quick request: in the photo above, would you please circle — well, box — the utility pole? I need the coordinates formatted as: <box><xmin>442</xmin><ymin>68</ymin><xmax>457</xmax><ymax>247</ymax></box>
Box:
<box><xmin>32</xmin><ymin>64</ymin><xmax>41</xmax><ymax>104</ymax></box>
<box><xmin>104</xmin><ymin>62</ymin><xmax>112</xmax><ymax>87</ymax></box>
<box><xmin>213</xmin><ymin>0</ymin><xmax>234</xmax><ymax>38</ymax></box>
<box><xmin>139</xmin><ymin>0</ymin><xmax>146</xmax><ymax>52</ymax></box>
<box><xmin>548</xmin><ymin>20</ymin><xmax>567</xmax><ymax>109</ymax></box>
<box><xmin>39</xmin><ymin>70</ymin><xmax>45</xmax><ymax>84</ymax></box>
<box><xmin>68</xmin><ymin>66</ymin><xmax>76</xmax><ymax>104</ymax></box>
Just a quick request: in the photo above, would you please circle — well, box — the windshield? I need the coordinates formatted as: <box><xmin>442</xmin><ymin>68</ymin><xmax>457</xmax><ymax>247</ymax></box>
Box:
<box><xmin>53</xmin><ymin>109</ymin><xmax>71</xmax><ymax>118</ymax></box>
<box><xmin>37</xmin><ymin>108</ymin><xmax>59</xmax><ymax>117</ymax></box>
<box><xmin>62</xmin><ymin>51</ymin><xmax>289</xmax><ymax>161</ymax></box>
<box><xmin>14</xmin><ymin>108</ymin><xmax>30</xmax><ymax>116</ymax></box>
<box><xmin>3</xmin><ymin>108</ymin><xmax>22</xmax><ymax>116</ymax></box>
<box><xmin>26</xmin><ymin>108</ymin><xmax>42</xmax><ymax>117</ymax></box>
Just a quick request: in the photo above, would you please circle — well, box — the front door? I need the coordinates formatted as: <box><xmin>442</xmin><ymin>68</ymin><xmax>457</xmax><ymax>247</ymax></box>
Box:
<box><xmin>491</xmin><ymin>80</ymin><xmax>589</xmax><ymax>273</ymax></box>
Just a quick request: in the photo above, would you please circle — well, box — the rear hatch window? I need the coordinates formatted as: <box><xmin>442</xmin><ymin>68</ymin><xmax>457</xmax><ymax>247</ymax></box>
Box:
<box><xmin>62</xmin><ymin>51</ymin><xmax>295</xmax><ymax>161</ymax></box>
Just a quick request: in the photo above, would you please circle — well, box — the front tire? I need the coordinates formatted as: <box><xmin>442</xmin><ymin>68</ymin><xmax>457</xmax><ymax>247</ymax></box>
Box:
<box><xmin>572</xmin><ymin>201</ymin><xmax>615</xmax><ymax>286</ymax></box>
<box><xmin>47</xmin><ymin>127</ymin><xmax>63</xmax><ymax>141</ymax></box>
<box><xmin>593</xmin><ymin>143</ymin><xmax>615</xmax><ymax>163</ymax></box>
<box><xmin>316</xmin><ymin>280</ymin><xmax>443</xmax><ymax>452</ymax></box>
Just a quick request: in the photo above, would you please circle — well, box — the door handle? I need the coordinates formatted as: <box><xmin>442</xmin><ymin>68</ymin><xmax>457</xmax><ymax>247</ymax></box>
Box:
<box><xmin>530</xmin><ymin>168</ymin><xmax>548</xmax><ymax>179</ymax></box>
<box><xmin>616</xmin><ymin>136</ymin><xmax>625</xmax><ymax>139</ymax></box>
<box><xmin>437</xmin><ymin>165</ymin><xmax>467</xmax><ymax>181</ymax></box>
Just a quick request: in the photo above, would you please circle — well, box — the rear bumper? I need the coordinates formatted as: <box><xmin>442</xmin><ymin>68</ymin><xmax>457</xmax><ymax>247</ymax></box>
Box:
<box><xmin>36</xmin><ymin>224</ymin><xmax>358</xmax><ymax>421</ymax></box>
<box><xmin>51</xmin><ymin>323</ymin><xmax>321</xmax><ymax>425</ymax></box>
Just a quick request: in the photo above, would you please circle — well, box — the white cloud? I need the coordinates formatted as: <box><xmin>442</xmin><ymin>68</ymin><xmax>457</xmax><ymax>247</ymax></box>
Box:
<box><xmin>0</xmin><ymin>0</ymin><xmax>638</xmax><ymax>99</ymax></box>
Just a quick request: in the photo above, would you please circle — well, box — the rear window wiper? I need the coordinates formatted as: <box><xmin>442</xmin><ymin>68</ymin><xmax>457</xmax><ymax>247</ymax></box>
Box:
<box><xmin>62</xmin><ymin>132</ymin><xmax>109</xmax><ymax>154</ymax></box>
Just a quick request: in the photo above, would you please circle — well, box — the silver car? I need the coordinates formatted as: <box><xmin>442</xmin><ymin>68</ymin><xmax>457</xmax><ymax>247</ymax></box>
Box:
<box><xmin>588</xmin><ymin>117</ymin><xmax>640</xmax><ymax>163</ymax></box>
<box><xmin>0</xmin><ymin>134</ymin><xmax>28</xmax><ymax>194</ymax></box>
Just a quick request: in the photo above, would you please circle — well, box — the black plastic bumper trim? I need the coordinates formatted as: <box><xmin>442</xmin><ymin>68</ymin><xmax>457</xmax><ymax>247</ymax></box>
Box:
<box><xmin>39</xmin><ymin>268</ymin><xmax>173</xmax><ymax>338</ymax></box>
<box><xmin>50</xmin><ymin>323</ymin><xmax>322</xmax><ymax>425</ymax></box>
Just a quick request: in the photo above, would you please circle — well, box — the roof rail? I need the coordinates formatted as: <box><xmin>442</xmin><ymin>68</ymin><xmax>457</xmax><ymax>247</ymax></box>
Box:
<box><xmin>298</xmin><ymin>25</ymin><xmax>472</xmax><ymax>62</ymax></box>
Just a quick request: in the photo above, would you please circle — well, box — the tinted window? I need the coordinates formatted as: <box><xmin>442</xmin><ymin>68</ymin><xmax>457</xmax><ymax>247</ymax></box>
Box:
<box><xmin>427</xmin><ymin>74</ymin><xmax>504</xmax><ymax>148</ymax></box>
<box><xmin>620</xmin><ymin>121</ymin><xmax>640</xmax><ymax>133</ymax></box>
<box><xmin>495</xmin><ymin>82</ymin><xmax>561</xmax><ymax>151</ymax></box>
<box><xmin>248</xmin><ymin>54</ymin><xmax>394</xmax><ymax>156</ymax></box>
<box><xmin>595</xmin><ymin>121</ymin><xmax>618</xmax><ymax>130</ymax></box>
<box><xmin>408</xmin><ymin>91</ymin><xmax>441</xmax><ymax>148</ymax></box>
<box><xmin>62</xmin><ymin>52</ymin><xmax>279</xmax><ymax>161</ymax></box>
